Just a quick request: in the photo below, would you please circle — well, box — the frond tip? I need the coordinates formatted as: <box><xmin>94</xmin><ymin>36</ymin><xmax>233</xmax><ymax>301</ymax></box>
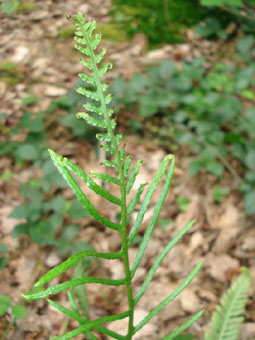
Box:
<box><xmin>204</xmin><ymin>267</ymin><xmax>251</xmax><ymax>340</ymax></box>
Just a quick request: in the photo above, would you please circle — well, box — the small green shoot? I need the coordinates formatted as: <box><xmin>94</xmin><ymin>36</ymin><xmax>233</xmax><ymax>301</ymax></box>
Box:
<box><xmin>177</xmin><ymin>195</ymin><xmax>190</xmax><ymax>212</ymax></box>
<box><xmin>0</xmin><ymin>294</ymin><xmax>25</xmax><ymax>340</ymax></box>
<box><xmin>212</xmin><ymin>186</ymin><xmax>229</xmax><ymax>203</ymax></box>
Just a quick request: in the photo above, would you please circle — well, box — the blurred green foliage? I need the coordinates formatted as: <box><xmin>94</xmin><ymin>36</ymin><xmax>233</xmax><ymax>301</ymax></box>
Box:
<box><xmin>111</xmin><ymin>34</ymin><xmax>255</xmax><ymax>215</ymax></box>
<box><xmin>0</xmin><ymin>243</ymin><xmax>8</xmax><ymax>269</ymax></box>
<box><xmin>0</xmin><ymin>61</ymin><xmax>24</xmax><ymax>86</ymax></box>
<box><xmin>111</xmin><ymin>0</ymin><xmax>210</xmax><ymax>45</ymax></box>
<box><xmin>1</xmin><ymin>0</ymin><xmax>38</xmax><ymax>14</ymax></box>
<box><xmin>111</xmin><ymin>0</ymin><xmax>254</xmax><ymax>46</ymax></box>
<box><xmin>1</xmin><ymin>88</ymin><xmax>94</xmax><ymax>254</ymax></box>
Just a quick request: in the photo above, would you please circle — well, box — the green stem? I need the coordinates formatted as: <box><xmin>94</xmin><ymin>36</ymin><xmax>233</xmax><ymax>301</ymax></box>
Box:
<box><xmin>79</xmin><ymin>22</ymin><xmax>134</xmax><ymax>339</ymax></box>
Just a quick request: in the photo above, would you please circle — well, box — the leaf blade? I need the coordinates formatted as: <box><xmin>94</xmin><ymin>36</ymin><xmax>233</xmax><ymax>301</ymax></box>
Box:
<box><xmin>24</xmin><ymin>277</ymin><xmax>125</xmax><ymax>301</ymax></box>
<box><xmin>53</xmin><ymin>311</ymin><xmax>129</xmax><ymax>340</ymax></box>
<box><xmin>48</xmin><ymin>149</ymin><xmax>120</xmax><ymax>231</ymax></box>
<box><xmin>128</xmin><ymin>154</ymin><xmax>174</xmax><ymax>246</ymax></box>
<box><xmin>34</xmin><ymin>250</ymin><xmax>122</xmax><ymax>287</ymax></box>
<box><xmin>131</xmin><ymin>157</ymin><xmax>175</xmax><ymax>278</ymax></box>
<box><xmin>126</xmin><ymin>160</ymin><xmax>143</xmax><ymax>194</ymax></box>
<box><xmin>127</xmin><ymin>183</ymin><xmax>147</xmax><ymax>217</ymax></box>
<box><xmin>160</xmin><ymin>310</ymin><xmax>204</xmax><ymax>340</ymax></box>
<box><xmin>48</xmin><ymin>299</ymin><xmax>86</xmax><ymax>324</ymax></box>
<box><xmin>94</xmin><ymin>326</ymin><xmax>126</xmax><ymax>340</ymax></box>
<box><xmin>90</xmin><ymin>171</ymin><xmax>120</xmax><ymax>185</ymax></box>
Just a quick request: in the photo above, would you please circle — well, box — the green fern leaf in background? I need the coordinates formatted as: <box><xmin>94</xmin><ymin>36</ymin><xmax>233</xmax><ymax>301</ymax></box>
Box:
<box><xmin>204</xmin><ymin>267</ymin><xmax>251</xmax><ymax>340</ymax></box>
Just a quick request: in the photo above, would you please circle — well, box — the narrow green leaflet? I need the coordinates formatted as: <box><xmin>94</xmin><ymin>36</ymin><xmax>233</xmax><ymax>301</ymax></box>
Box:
<box><xmin>128</xmin><ymin>154</ymin><xmax>174</xmax><ymax>245</ymax></box>
<box><xmin>74</xmin><ymin>44</ymin><xmax>90</xmax><ymax>57</ymax></box>
<box><xmin>101</xmin><ymin>143</ymin><xmax>115</xmax><ymax>154</ymax></box>
<box><xmin>131</xmin><ymin>157</ymin><xmax>175</xmax><ymax>278</ymax></box>
<box><xmin>102</xmin><ymin>159</ymin><xmax>118</xmax><ymax>169</ymax></box>
<box><xmin>119</xmin><ymin>147</ymin><xmax>126</xmax><ymax>161</ymax></box>
<box><xmin>90</xmin><ymin>171</ymin><xmax>120</xmax><ymax>185</ymax></box>
<box><xmin>160</xmin><ymin>310</ymin><xmax>205</xmax><ymax>340</ymax></box>
<box><xmin>123</xmin><ymin>156</ymin><xmax>132</xmax><ymax>177</ymax></box>
<box><xmin>94</xmin><ymin>326</ymin><xmax>126</xmax><ymax>340</ymax></box>
<box><xmin>48</xmin><ymin>299</ymin><xmax>86</xmax><ymax>324</ymax></box>
<box><xmin>84</xmin><ymin>102</ymin><xmax>101</xmax><ymax>115</ymax></box>
<box><xmin>24</xmin><ymin>277</ymin><xmax>125</xmax><ymax>301</ymax></box>
<box><xmin>95</xmin><ymin>48</ymin><xmax>107</xmax><ymax>64</ymax></box>
<box><xmin>115</xmin><ymin>134</ymin><xmax>123</xmax><ymax>146</ymax></box>
<box><xmin>76</xmin><ymin>112</ymin><xmax>106</xmax><ymax>128</ymax></box>
<box><xmin>76</xmin><ymin>87</ymin><xmax>100</xmax><ymax>102</ymax></box>
<box><xmin>134</xmin><ymin>220</ymin><xmax>195</xmax><ymax>305</ymax></box>
<box><xmin>127</xmin><ymin>183</ymin><xmax>147</xmax><ymax>216</ymax></box>
<box><xmin>86</xmin><ymin>331</ymin><xmax>98</xmax><ymax>340</ymax></box>
<box><xmin>67</xmin><ymin>291</ymin><xmax>80</xmax><ymax>316</ymax></box>
<box><xmin>133</xmin><ymin>262</ymin><xmax>202</xmax><ymax>334</ymax></box>
<box><xmin>67</xmin><ymin>292</ymin><xmax>96</xmax><ymax>340</ymax></box>
<box><xmin>53</xmin><ymin>311</ymin><xmax>129</xmax><ymax>340</ymax></box>
<box><xmin>49</xmin><ymin>149</ymin><xmax>121</xmax><ymax>231</ymax></box>
<box><xmin>126</xmin><ymin>160</ymin><xmax>143</xmax><ymax>195</ymax></box>
<box><xmin>96</xmin><ymin>133</ymin><xmax>111</xmax><ymax>142</ymax></box>
<box><xmin>86</xmin><ymin>20</ymin><xmax>96</xmax><ymax>38</ymax></box>
<box><xmin>34</xmin><ymin>250</ymin><xmax>122</xmax><ymax>287</ymax></box>
<box><xmin>98</xmin><ymin>63</ymin><xmax>113</xmax><ymax>79</ymax></box>
<box><xmin>80</xmin><ymin>58</ymin><xmax>94</xmax><ymax>71</ymax></box>
<box><xmin>90</xmin><ymin>34</ymin><xmax>101</xmax><ymax>50</ymax></box>
<box><xmin>78</xmin><ymin>73</ymin><xmax>96</xmax><ymax>86</ymax></box>
<box><xmin>63</xmin><ymin>157</ymin><xmax>121</xmax><ymax>206</ymax></box>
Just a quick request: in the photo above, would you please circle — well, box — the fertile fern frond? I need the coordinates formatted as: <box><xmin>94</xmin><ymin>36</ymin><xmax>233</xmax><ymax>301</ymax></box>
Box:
<box><xmin>204</xmin><ymin>267</ymin><xmax>251</xmax><ymax>340</ymax></box>
<box><xmin>73</xmin><ymin>12</ymin><xmax>122</xmax><ymax>174</ymax></box>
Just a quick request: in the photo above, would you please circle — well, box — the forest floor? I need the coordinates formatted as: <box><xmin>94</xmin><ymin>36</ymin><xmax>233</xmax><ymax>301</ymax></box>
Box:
<box><xmin>0</xmin><ymin>0</ymin><xmax>254</xmax><ymax>339</ymax></box>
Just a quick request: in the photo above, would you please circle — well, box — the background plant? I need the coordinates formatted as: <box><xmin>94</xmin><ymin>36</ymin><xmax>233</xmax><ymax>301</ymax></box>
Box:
<box><xmin>1</xmin><ymin>90</ymin><xmax>98</xmax><ymax>255</ymax></box>
<box><xmin>0</xmin><ymin>294</ymin><xmax>25</xmax><ymax>340</ymax></box>
<box><xmin>109</xmin><ymin>0</ymin><xmax>254</xmax><ymax>46</ymax></box>
<box><xmin>204</xmin><ymin>267</ymin><xmax>251</xmax><ymax>340</ymax></box>
<box><xmin>1</xmin><ymin>0</ymin><xmax>37</xmax><ymax>15</ymax></box>
<box><xmin>23</xmin><ymin>13</ymin><xmax>203</xmax><ymax>340</ymax></box>
<box><xmin>0</xmin><ymin>243</ymin><xmax>8</xmax><ymax>269</ymax></box>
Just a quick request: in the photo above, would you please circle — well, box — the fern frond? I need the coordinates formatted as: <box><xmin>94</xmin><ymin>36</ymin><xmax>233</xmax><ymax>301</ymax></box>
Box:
<box><xmin>204</xmin><ymin>267</ymin><xmax>251</xmax><ymax>340</ymax></box>
<box><xmin>23</xmin><ymin>12</ymin><xmax>203</xmax><ymax>340</ymax></box>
